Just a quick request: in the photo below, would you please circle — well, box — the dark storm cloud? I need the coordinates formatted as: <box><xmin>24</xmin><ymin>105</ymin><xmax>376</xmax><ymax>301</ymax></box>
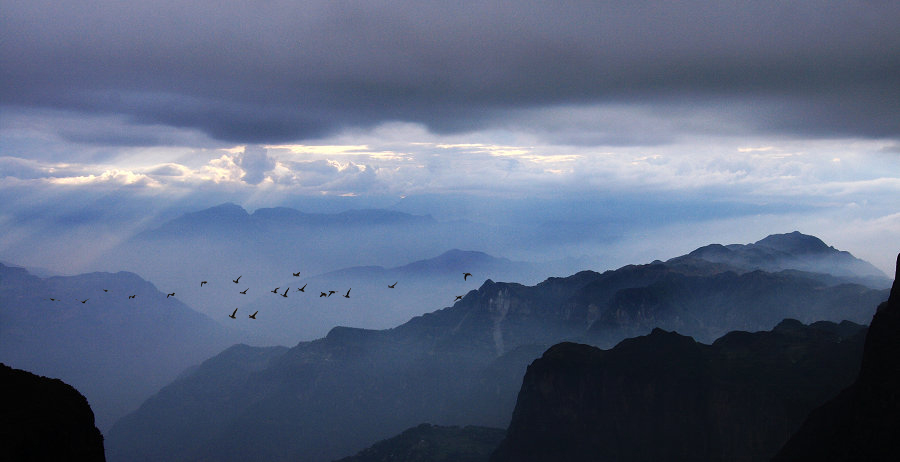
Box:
<box><xmin>2</xmin><ymin>0</ymin><xmax>899</xmax><ymax>144</ymax></box>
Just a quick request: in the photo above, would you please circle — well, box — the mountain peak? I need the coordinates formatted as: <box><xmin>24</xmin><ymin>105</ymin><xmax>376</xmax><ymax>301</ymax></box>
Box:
<box><xmin>754</xmin><ymin>231</ymin><xmax>831</xmax><ymax>254</ymax></box>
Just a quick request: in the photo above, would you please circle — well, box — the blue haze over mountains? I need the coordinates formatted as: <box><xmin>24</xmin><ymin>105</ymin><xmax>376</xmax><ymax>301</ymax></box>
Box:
<box><xmin>96</xmin><ymin>230</ymin><xmax>888</xmax><ymax>462</ymax></box>
<box><xmin>0</xmin><ymin>203</ymin><xmax>892</xmax><ymax>456</ymax></box>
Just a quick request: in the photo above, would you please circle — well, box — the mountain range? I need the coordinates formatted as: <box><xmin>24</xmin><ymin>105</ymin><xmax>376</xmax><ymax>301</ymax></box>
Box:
<box><xmin>104</xmin><ymin>232</ymin><xmax>890</xmax><ymax>462</ymax></box>
<box><xmin>0</xmin><ymin>263</ymin><xmax>235</xmax><ymax>431</ymax></box>
<box><xmin>97</xmin><ymin>203</ymin><xmax>557</xmax><ymax>341</ymax></box>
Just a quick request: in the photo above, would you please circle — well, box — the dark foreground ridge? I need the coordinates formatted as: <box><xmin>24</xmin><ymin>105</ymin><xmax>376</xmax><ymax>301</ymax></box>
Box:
<box><xmin>490</xmin><ymin>320</ymin><xmax>869</xmax><ymax>462</ymax></box>
<box><xmin>773</xmin><ymin>252</ymin><xmax>900</xmax><ymax>461</ymax></box>
<box><xmin>0</xmin><ymin>363</ymin><xmax>106</xmax><ymax>462</ymax></box>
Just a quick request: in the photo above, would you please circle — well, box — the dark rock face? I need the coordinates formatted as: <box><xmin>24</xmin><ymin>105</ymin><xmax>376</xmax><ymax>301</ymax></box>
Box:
<box><xmin>334</xmin><ymin>423</ymin><xmax>506</xmax><ymax>462</ymax></box>
<box><xmin>773</xmin><ymin>253</ymin><xmax>900</xmax><ymax>461</ymax></box>
<box><xmin>491</xmin><ymin>320</ymin><xmax>869</xmax><ymax>462</ymax></box>
<box><xmin>0</xmin><ymin>363</ymin><xmax>106</xmax><ymax>462</ymax></box>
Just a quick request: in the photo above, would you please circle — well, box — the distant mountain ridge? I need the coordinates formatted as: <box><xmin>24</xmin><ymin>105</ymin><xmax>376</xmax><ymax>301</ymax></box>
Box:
<box><xmin>105</xmin><ymin>232</ymin><xmax>889</xmax><ymax>462</ymax></box>
<box><xmin>0</xmin><ymin>263</ymin><xmax>236</xmax><ymax>431</ymax></box>
<box><xmin>140</xmin><ymin>202</ymin><xmax>436</xmax><ymax>238</ymax></box>
<box><xmin>674</xmin><ymin>231</ymin><xmax>889</xmax><ymax>288</ymax></box>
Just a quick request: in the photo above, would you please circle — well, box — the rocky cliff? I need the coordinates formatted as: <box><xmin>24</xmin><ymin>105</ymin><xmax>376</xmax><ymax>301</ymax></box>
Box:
<box><xmin>1</xmin><ymin>363</ymin><xmax>106</xmax><ymax>462</ymax></box>
<box><xmin>773</xmin><ymin>253</ymin><xmax>900</xmax><ymax>461</ymax></box>
<box><xmin>491</xmin><ymin>320</ymin><xmax>869</xmax><ymax>462</ymax></box>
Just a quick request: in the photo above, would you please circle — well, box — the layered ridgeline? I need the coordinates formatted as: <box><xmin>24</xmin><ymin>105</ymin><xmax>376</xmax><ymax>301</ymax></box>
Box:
<box><xmin>0</xmin><ymin>263</ymin><xmax>235</xmax><ymax>431</ymax></box>
<box><xmin>1</xmin><ymin>363</ymin><xmax>106</xmax><ymax>462</ymax></box>
<box><xmin>773</xmin><ymin>253</ymin><xmax>900</xmax><ymax>461</ymax></box>
<box><xmin>102</xmin><ymin>203</ymin><xmax>550</xmax><ymax>343</ymax></box>
<box><xmin>492</xmin><ymin>252</ymin><xmax>900</xmax><ymax>462</ymax></box>
<box><xmin>105</xmin><ymin>233</ymin><xmax>889</xmax><ymax>462</ymax></box>
<box><xmin>226</xmin><ymin>249</ymin><xmax>543</xmax><ymax>345</ymax></box>
<box><xmin>490</xmin><ymin>321</ymin><xmax>868</xmax><ymax>462</ymax></box>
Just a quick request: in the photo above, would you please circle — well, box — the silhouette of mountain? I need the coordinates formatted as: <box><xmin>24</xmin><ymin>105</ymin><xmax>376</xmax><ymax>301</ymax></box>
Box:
<box><xmin>334</xmin><ymin>423</ymin><xmax>506</xmax><ymax>462</ymax></box>
<box><xmin>0</xmin><ymin>263</ymin><xmax>235</xmax><ymax>431</ymax></box>
<box><xmin>1</xmin><ymin>363</ymin><xmax>106</xmax><ymax>462</ymax></box>
<box><xmin>675</xmin><ymin>231</ymin><xmax>890</xmax><ymax>288</ymax></box>
<box><xmin>104</xmin><ymin>234</ymin><xmax>889</xmax><ymax>462</ymax></box>
<box><xmin>773</xmin><ymin>253</ymin><xmax>900</xmax><ymax>461</ymax></box>
<box><xmin>490</xmin><ymin>320</ymin><xmax>869</xmax><ymax>462</ymax></box>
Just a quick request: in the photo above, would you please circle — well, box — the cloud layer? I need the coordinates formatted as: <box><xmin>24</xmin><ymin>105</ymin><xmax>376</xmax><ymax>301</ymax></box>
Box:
<box><xmin>3</xmin><ymin>1</ymin><xmax>899</xmax><ymax>145</ymax></box>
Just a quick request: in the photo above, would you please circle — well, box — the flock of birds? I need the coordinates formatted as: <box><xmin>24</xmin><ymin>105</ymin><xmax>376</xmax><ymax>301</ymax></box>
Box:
<box><xmin>46</xmin><ymin>271</ymin><xmax>477</xmax><ymax>320</ymax></box>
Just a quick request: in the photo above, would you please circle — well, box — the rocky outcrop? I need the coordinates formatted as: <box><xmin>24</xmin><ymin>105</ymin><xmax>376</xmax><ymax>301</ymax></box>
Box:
<box><xmin>773</xmin><ymin>253</ymin><xmax>900</xmax><ymax>461</ymax></box>
<box><xmin>491</xmin><ymin>320</ymin><xmax>869</xmax><ymax>462</ymax></box>
<box><xmin>1</xmin><ymin>363</ymin><xmax>105</xmax><ymax>461</ymax></box>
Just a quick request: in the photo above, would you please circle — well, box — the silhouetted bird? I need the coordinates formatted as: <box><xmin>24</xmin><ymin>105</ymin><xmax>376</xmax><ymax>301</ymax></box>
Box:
<box><xmin>281</xmin><ymin>288</ymin><xmax>289</xmax><ymax>298</ymax></box>
<box><xmin>80</xmin><ymin>299</ymin><xmax>88</xmax><ymax>304</ymax></box>
<box><xmin>327</xmin><ymin>290</ymin><xmax>335</xmax><ymax>297</ymax></box>
<box><xmin>298</xmin><ymin>284</ymin><xmax>307</xmax><ymax>292</ymax></box>
<box><xmin>293</xmin><ymin>271</ymin><xmax>301</xmax><ymax>277</ymax></box>
<box><xmin>233</xmin><ymin>275</ymin><xmax>242</xmax><ymax>284</ymax></box>
<box><xmin>343</xmin><ymin>288</ymin><xmax>351</xmax><ymax>298</ymax></box>
<box><xmin>388</xmin><ymin>282</ymin><xmax>397</xmax><ymax>288</ymax></box>
<box><xmin>454</xmin><ymin>295</ymin><xmax>463</xmax><ymax>301</ymax></box>
<box><xmin>229</xmin><ymin>308</ymin><xmax>237</xmax><ymax>319</ymax></box>
<box><xmin>249</xmin><ymin>311</ymin><xmax>258</xmax><ymax>319</ymax></box>
<box><xmin>271</xmin><ymin>287</ymin><xmax>280</xmax><ymax>294</ymax></box>
<box><xmin>48</xmin><ymin>298</ymin><xmax>58</xmax><ymax>302</ymax></box>
<box><xmin>240</xmin><ymin>288</ymin><xmax>248</xmax><ymax>294</ymax></box>
<box><xmin>201</xmin><ymin>281</ymin><xmax>207</xmax><ymax>287</ymax></box>
<box><xmin>320</xmin><ymin>292</ymin><xmax>327</xmax><ymax>297</ymax></box>
<box><xmin>103</xmin><ymin>289</ymin><xmax>110</xmax><ymax>292</ymax></box>
<box><xmin>167</xmin><ymin>293</ymin><xmax>175</xmax><ymax>298</ymax></box>
<box><xmin>128</xmin><ymin>295</ymin><xmax>136</xmax><ymax>299</ymax></box>
<box><xmin>463</xmin><ymin>272</ymin><xmax>472</xmax><ymax>281</ymax></box>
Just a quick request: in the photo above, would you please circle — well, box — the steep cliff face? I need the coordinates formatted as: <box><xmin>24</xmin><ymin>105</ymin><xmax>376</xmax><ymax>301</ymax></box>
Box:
<box><xmin>773</xmin><ymin>253</ymin><xmax>900</xmax><ymax>461</ymax></box>
<box><xmin>491</xmin><ymin>320</ymin><xmax>868</xmax><ymax>462</ymax></box>
<box><xmin>1</xmin><ymin>363</ymin><xmax>106</xmax><ymax>462</ymax></box>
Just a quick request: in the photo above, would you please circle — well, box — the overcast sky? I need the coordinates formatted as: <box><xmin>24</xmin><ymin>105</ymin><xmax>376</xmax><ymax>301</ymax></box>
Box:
<box><xmin>1</xmin><ymin>1</ymin><xmax>898</xmax><ymax>274</ymax></box>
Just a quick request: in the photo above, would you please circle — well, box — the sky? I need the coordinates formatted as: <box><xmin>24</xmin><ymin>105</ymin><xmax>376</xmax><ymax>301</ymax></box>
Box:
<box><xmin>1</xmin><ymin>0</ymin><xmax>899</xmax><ymax>275</ymax></box>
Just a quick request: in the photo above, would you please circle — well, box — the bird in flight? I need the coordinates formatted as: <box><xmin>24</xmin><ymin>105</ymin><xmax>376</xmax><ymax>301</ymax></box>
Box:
<box><xmin>463</xmin><ymin>272</ymin><xmax>472</xmax><ymax>281</ymax></box>
<box><xmin>233</xmin><ymin>276</ymin><xmax>242</xmax><ymax>284</ymax></box>
<box><xmin>167</xmin><ymin>292</ymin><xmax>175</xmax><ymax>298</ymax></box>
<box><xmin>80</xmin><ymin>299</ymin><xmax>89</xmax><ymax>304</ymax></box>
<box><xmin>201</xmin><ymin>281</ymin><xmax>208</xmax><ymax>287</ymax></box>
<box><xmin>454</xmin><ymin>295</ymin><xmax>463</xmax><ymax>301</ymax></box>
<box><xmin>388</xmin><ymin>282</ymin><xmax>397</xmax><ymax>288</ymax></box>
<box><xmin>298</xmin><ymin>284</ymin><xmax>307</xmax><ymax>292</ymax></box>
<box><xmin>48</xmin><ymin>298</ymin><xmax>59</xmax><ymax>302</ymax></box>
<box><xmin>327</xmin><ymin>290</ymin><xmax>336</xmax><ymax>297</ymax></box>
<box><xmin>249</xmin><ymin>311</ymin><xmax>258</xmax><ymax>319</ymax></box>
<box><xmin>229</xmin><ymin>308</ymin><xmax>237</xmax><ymax>319</ymax></box>
<box><xmin>240</xmin><ymin>288</ymin><xmax>248</xmax><ymax>294</ymax></box>
<box><xmin>103</xmin><ymin>289</ymin><xmax>110</xmax><ymax>293</ymax></box>
<box><xmin>128</xmin><ymin>295</ymin><xmax>136</xmax><ymax>299</ymax></box>
<box><xmin>271</xmin><ymin>287</ymin><xmax>280</xmax><ymax>294</ymax></box>
<box><xmin>343</xmin><ymin>288</ymin><xmax>351</xmax><ymax>298</ymax></box>
<box><xmin>293</xmin><ymin>271</ymin><xmax>301</xmax><ymax>277</ymax></box>
<box><xmin>320</xmin><ymin>292</ymin><xmax>327</xmax><ymax>297</ymax></box>
<box><xmin>281</xmin><ymin>288</ymin><xmax>289</xmax><ymax>298</ymax></box>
